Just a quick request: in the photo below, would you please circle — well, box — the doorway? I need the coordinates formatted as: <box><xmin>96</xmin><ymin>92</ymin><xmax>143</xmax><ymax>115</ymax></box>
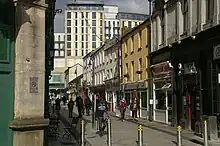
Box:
<box><xmin>184</xmin><ymin>74</ymin><xmax>200</xmax><ymax>130</ymax></box>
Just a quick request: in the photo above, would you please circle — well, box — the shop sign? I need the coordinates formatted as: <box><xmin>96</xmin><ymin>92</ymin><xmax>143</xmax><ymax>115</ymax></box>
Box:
<box><xmin>124</xmin><ymin>81</ymin><xmax>146</xmax><ymax>90</ymax></box>
<box><xmin>152</xmin><ymin>62</ymin><xmax>171</xmax><ymax>78</ymax></box>
<box><xmin>213</xmin><ymin>44</ymin><xmax>220</xmax><ymax>60</ymax></box>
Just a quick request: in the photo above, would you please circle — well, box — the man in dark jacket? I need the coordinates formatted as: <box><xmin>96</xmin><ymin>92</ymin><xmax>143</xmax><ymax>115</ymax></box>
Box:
<box><xmin>85</xmin><ymin>96</ymin><xmax>92</xmax><ymax>116</ymax></box>
<box><xmin>68</xmin><ymin>98</ymin><xmax>75</xmax><ymax>118</ymax></box>
<box><xmin>76</xmin><ymin>95</ymin><xmax>83</xmax><ymax>118</ymax></box>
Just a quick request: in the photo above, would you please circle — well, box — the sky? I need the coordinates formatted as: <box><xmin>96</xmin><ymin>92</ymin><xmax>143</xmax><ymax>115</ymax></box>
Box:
<box><xmin>54</xmin><ymin>0</ymin><xmax>149</xmax><ymax>33</ymax></box>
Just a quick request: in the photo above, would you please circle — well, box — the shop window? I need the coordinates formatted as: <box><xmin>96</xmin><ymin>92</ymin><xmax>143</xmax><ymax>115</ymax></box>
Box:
<box><xmin>155</xmin><ymin>90</ymin><xmax>166</xmax><ymax>110</ymax></box>
<box><xmin>141</xmin><ymin>92</ymin><xmax>147</xmax><ymax>108</ymax></box>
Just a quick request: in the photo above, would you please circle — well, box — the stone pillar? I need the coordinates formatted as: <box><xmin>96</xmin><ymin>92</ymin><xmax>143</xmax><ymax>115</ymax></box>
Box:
<box><xmin>9</xmin><ymin>1</ymin><xmax>49</xmax><ymax>146</ymax></box>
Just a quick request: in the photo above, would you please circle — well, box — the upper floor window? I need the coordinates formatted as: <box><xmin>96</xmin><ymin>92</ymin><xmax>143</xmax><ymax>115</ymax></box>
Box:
<box><xmin>86</xmin><ymin>12</ymin><xmax>89</xmax><ymax>18</ymax></box>
<box><xmin>128</xmin><ymin>21</ymin><xmax>132</xmax><ymax>28</ymax></box>
<box><xmin>161</xmin><ymin>10</ymin><xmax>165</xmax><ymax>43</ymax></box>
<box><xmin>100</xmin><ymin>13</ymin><xmax>103</xmax><ymax>19</ymax></box>
<box><xmin>92</xmin><ymin>12</ymin><xmax>96</xmax><ymax>19</ymax></box>
<box><xmin>67</xmin><ymin>20</ymin><xmax>71</xmax><ymax>26</ymax></box>
<box><xmin>183</xmin><ymin>0</ymin><xmax>188</xmax><ymax>32</ymax></box>
<box><xmin>75</xmin><ymin>12</ymin><xmax>78</xmax><ymax>18</ymax></box>
<box><xmin>67</xmin><ymin>12</ymin><xmax>71</xmax><ymax>19</ymax></box>
<box><xmin>205</xmin><ymin>0</ymin><xmax>214</xmax><ymax>23</ymax></box>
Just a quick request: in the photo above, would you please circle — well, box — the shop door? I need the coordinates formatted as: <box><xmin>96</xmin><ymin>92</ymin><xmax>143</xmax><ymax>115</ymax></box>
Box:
<box><xmin>184</xmin><ymin>75</ymin><xmax>200</xmax><ymax>131</ymax></box>
<box><xmin>0</xmin><ymin>24</ymin><xmax>14</xmax><ymax>145</ymax></box>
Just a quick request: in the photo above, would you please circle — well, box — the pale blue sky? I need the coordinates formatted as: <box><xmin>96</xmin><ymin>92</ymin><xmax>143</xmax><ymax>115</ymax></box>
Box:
<box><xmin>54</xmin><ymin>0</ymin><xmax>149</xmax><ymax>32</ymax></box>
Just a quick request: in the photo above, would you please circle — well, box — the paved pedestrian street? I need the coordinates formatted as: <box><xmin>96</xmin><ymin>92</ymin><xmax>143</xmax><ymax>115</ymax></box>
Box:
<box><xmin>59</xmin><ymin>105</ymin><xmax>202</xmax><ymax>146</ymax></box>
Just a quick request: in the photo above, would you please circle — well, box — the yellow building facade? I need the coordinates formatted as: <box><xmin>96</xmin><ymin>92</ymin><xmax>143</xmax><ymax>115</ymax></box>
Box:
<box><xmin>121</xmin><ymin>20</ymin><xmax>150</xmax><ymax>118</ymax></box>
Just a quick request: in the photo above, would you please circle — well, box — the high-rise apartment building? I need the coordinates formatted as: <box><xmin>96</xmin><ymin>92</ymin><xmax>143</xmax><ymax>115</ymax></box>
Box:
<box><xmin>104</xmin><ymin>5</ymin><xmax>119</xmax><ymax>40</ymax></box>
<box><xmin>65</xmin><ymin>0</ymin><xmax>105</xmax><ymax>67</ymax></box>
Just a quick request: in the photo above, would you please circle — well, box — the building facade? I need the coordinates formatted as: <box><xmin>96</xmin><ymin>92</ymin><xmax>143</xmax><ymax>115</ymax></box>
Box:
<box><xmin>116</xmin><ymin>12</ymin><xmax>149</xmax><ymax>34</ymax></box>
<box><xmin>49</xmin><ymin>33</ymin><xmax>66</xmax><ymax>96</ymax></box>
<box><xmin>121</xmin><ymin>20</ymin><xmax>150</xmax><ymax>118</ymax></box>
<box><xmin>104</xmin><ymin>38</ymin><xmax>120</xmax><ymax>112</ymax></box>
<box><xmin>82</xmin><ymin>52</ymin><xmax>93</xmax><ymax>99</ymax></box>
<box><xmin>90</xmin><ymin>44</ymin><xmax>106</xmax><ymax>98</ymax></box>
<box><xmin>104</xmin><ymin>5</ymin><xmax>120</xmax><ymax>40</ymax></box>
<box><xmin>64</xmin><ymin>0</ymin><xmax>105</xmax><ymax>68</ymax></box>
<box><xmin>150</xmin><ymin>0</ymin><xmax>220</xmax><ymax>131</ymax></box>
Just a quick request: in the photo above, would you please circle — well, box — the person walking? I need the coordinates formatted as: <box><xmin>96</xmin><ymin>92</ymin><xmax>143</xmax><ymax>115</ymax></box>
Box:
<box><xmin>85</xmin><ymin>96</ymin><xmax>92</xmax><ymax>116</ymax></box>
<box><xmin>76</xmin><ymin>95</ymin><xmax>83</xmax><ymax>118</ymax></box>
<box><xmin>68</xmin><ymin>98</ymin><xmax>75</xmax><ymax>118</ymax></box>
<box><xmin>119</xmin><ymin>97</ymin><xmax>127</xmax><ymax>121</ymax></box>
<box><xmin>55</xmin><ymin>97</ymin><xmax>61</xmax><ymax>117</ymax></box>
<box><xmin>130</xmin><ymin>91</ymin><xmax>140</xmax><ymax>121</ymax></box>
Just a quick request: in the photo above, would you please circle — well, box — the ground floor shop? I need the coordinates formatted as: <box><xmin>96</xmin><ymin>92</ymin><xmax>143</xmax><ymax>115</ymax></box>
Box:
<box><xmin>149</xmin><ymin>25</ymin><xmax>220</xmax><ymax>134</ymax></box>
<box><xmin>122</xmin><ymin>80</ymin><xmax>148</xmax><ymax>118</ymax></box>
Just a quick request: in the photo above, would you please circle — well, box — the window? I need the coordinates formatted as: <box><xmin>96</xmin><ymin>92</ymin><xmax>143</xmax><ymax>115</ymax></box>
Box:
<box><xmin>125</xmin><ymin>63</ymin><xmax>128</xmax><ymax>82</ymax></box>
<box><xmin>108</xmin><ymin>21</ymin><xmax>111</xmax><ymax>27</ymax></box>
<box><xmin>86</xmin><ymin>42</ymin><xmax>88</xmax><ymax>48</ymax></box>
<box><xmin>138</xmin><ymin>31</ymin><xmax>142</xmax><ymax>48</ymax></box>
<box><xmin>92</xmin><ymin>27</ymin><xmax>96</xmax><ymax>34</ymax></box>
<box><xmin>82</xmin><ymin>42</ymin><xmax>84</xmax><ymax>48</ymax></box>
<box><xmin>105</xmin><ymin>21</ymin><xmax>107</xmax><ymax>27</ymax></box>
<box><xmin>131</xmin><ymin>36</ymin><xmax>134</xmax><ymax>52</ymax></box>
<box><xmin>183</xmin><ymin>0</ymin><xmax>188</xmax><ymax>32</ymax></box>
<box><xmin>67</xmin><ymin>35</ymin><xmax>71</xmax><ymax>41</ymax></box>
<box><xmin>92</xmin><ymin>12</ymin><xmax>96</xmax><ymax>19</ymax></box>
<box><xmin>131</xmin><ymin>61</ymin><xmax>134</xmax><ymax>81</ymax></box>
<box><xmin>100</xmin><ymin>27</ymin><xmax>103</xmax><ymax>34</ymax></box>
<box><xmin>85</xmin><ymin>35</ymin><xmax>88</xmax><ymax>41</ymax></box>
<box><xmin>55</xmin><ymin>50</ymin><xmax>59</xmax><ymax>56</ymax></box>
<box><xmin>86</xmin><ymin>27</ymin><xmax>88</xmax><ymax>34</ymax></box>
<box><xmin>75</xmin><ymin>27</ymin><xmax>78</xmax><ymax>33</ymax></box>
<box><xmin>58</xmin><ymin>35</ymin><xmax>60</xmax><ymax>41</ymax></box>
<box><xmin>67</xmin><ymin>50</ymin><xmax>71</xmax><ymax>56</ymax></box>
<box><xmin>67</xmin><ymin>27</ymin><xmax>71</xmax><ymax>33</ymax></box>
<box><xmin>75</xmin><ymin>50</ymin><xmax>78</xmax><ymax>56</ymax></box>
<box><xmin>128</xmin><ymin>21</ymin><xmax>132</xmax><ymax>28</ymax></box>
<box><xmin>82</xmin><ymin>20</ymin><xmax>84</xmax><ymax>26</ymax></box>
<box><xmin>92</xmin><ymin>20</ymin><xmax>96</xmax><ymax>26</ymax></box>
<box><xmin>67</xmin><ymin>12</ymin><xmax>71</xmax><ymax>18</ymax></box>
<box><xmin>81</xmin><ymin>27</ymin><xmax>84</xmax><ymax>33</ymax></box>
<box><xmin>139</xmin><ymin>58</ymin><xmax>142</xmax><ymax>80</ymax></box>
<box><xmin>100</xmin><ymin>20</ymin><xmax>103</xmax><ymax>26</ymax></box>
<box><xmin>82</xmin><ymin>50</ymin><xmax>84</xmax><ymax>56</ymax></box>
<box><xmin>82</xmin><ymin>35</ymin><xmax>84</xmax><ymax>41</ymax></box>
<box><xmin>75</xmin><ymin>42</ymin><xmax>78</xmax><ymax>48</ymax></box>
<box><xmin>92</xmin><ymin>35</ymin><xmax>96</xmax><ymax>41</ymax></box>
<box><xmin>205</xmin><ymin>0</ymin><xmax>214</xmax><ymax>22</ymax></box>
<box><xmin>75</xmin><ymin>12</ymin><xmax>78</xmax><ymax>18</ymax></box>
<box><xmin>100</xmin><ymin>13</ymin><xmax>103</xmax><ymax>19</ymax></box>
<box><xmin>92</xmin><ymin>42</ymin><xmax>96</xmax><ymax>48</ymax></box>
<box><xmin>141</xmin><ymin>92</ymin><xmax>147</xmax><ymax>107</ymax></box>
<box><xmin>86</xmin><ymin>12</ymin><xmax>88</xmax><ymax>18</ymax></box>
<box><xmin>75</xmin><ymin>35</ymin><xmax>77</xmax><ymax>41</ymax></box>
<box><xmin>67</xmin><ymin>42</ymin><xmax>71</xmax><ymax>48</ymax></box>
<box><xmin>75</xmin><ymin>20</ymin><xmax>77</xmax><ymax>26</ymax></box>
<box><xmin>81</xmin><ymin>12</ymin><xmax>84</xmax><ymax>18</ymax></box>
<box><xmin>67</xmin><ymin>20</ymin><xmax>71</xmax><ymax>26</ymax></box>
<box><xmin>55</xmin><ymin>43</ymin><xmax>59</xmax><ymax>49</ymax></box>
<box><xmin>113</xmin><ymin>21</ymin><xmax>115</xmax><ymax>27</ymax></box>
<box><xmin>60</xmin><ymin>51</ymin><xmax>64</xmax><ymax>56</ymax></box>
<box><xmin>86</xmin><ymin>49</ymin><xmax>88</xmax><ymax>54</ymax></box>
<box><xmin>100</xmin><ymin>35</ymin><xmax>103</xmax><ymax>41</ymax></box>
<box><xmin>117</xmin><ymin>21</ymin><xmax>119</xmax><ymax>26</ymax></box>
<box><xmin>122</xmin><ymin>21</ymin><xmax>125</xmax><ymax>27</ymax></box>
<box><xmin>135</xmin><ymin>22</ymin><xmax>138</xmax><ymax>26</ymax></box>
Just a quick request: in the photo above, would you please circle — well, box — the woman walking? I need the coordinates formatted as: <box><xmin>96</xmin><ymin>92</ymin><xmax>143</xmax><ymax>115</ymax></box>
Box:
<box><xmin>130</xmin><ymin>90</ymin><xmax>140</xmax><ymax>121</ymax></box>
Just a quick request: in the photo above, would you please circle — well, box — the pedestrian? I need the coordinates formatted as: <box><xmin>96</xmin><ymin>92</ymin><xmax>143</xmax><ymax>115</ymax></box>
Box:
<box><xmin>76</xmin><ymin>95</ymin><xmax>83</xmax><ymax>118</ymax></box>
<box><xmin>119</xmin><ymin>97</ymin><xmax>127</xmax><ymax>121</ymax></box>
<box><xmin>55</xmin><ymin>97</ymin><xmax>61</xmax><ymax>117</ymax></box>
<box><xmin>130</xmin><ymin>90</ymin><xmax>140</xmax><ymax>121</ymax></box>
<box><xmin>62</xmin><ymin>96</ymin><xmax>67</xmax><ymax>105</ymax></box>
<box><xmin>68</xmin><ymin>98</ymin><xmax>75</xmax><ymax>118</ymax></box>
<box><xmin>85</xmin><ymin>96</ymin><xmax>92</xmax><ymax>116</ymax></box>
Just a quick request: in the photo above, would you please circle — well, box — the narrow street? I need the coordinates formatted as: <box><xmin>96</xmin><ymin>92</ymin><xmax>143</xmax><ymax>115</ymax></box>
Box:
<box><xmin>59</xmin><ymin>105</ymin><xmax>202</xmax><ymax>146</ymax></box>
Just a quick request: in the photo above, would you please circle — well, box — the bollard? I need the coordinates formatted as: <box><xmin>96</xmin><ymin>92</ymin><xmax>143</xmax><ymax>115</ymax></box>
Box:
<box><xmin>203</xmin><ymin>120</ymin><xmax>208</xmax><ymax>146</ymax></box>
<box><xmin>137</xmin><ymin>124</ymin><xmax>143</xmax><ymax>146</ymax></box>
<box><xmin>107</xmin><ymin>118</ymin><xmax>112</xmax><ymax>146</ymax></box>
<box><xmin>177</xmin><ymin>125</ymin><xmax>182</xmax><ymax>146</ymax></box>
<box><xmin>81</xmin><ymin>120</ymin><xmax>85</xmax><ymax>146</ymax></box>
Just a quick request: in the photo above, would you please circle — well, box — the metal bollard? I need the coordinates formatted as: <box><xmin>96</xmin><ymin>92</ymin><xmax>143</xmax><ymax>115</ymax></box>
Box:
<box><xmin>177</xmin><ymin>125</ymin><xmax>182</xmax><ymax>146</ymax></box>
<box><xmin>107</xmin><ymin>118</ymin><xmax>112</xmax><ymax>146</ymax></box>
<box><xmin>203</xmin><ymin>120</ymin><xmax>208</xmax><ymax>146</ymax></box>
<box><xmin>137</xmin><ymin>124</ymin><xmax>143</xmax><ymax>146</ymax></box>
<box><xmin>81</xmin><ymin>120</ymin><xmax>85</xmax><ymax>146</ymax></box>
